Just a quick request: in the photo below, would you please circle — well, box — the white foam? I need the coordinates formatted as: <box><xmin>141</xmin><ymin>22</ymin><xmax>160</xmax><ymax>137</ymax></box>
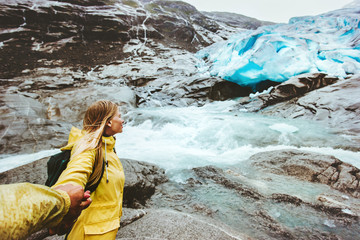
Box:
<box><xmin>269</xmin><ymin>123</ymin><xmax>299</xmax><ymax>133</ymax></box>
<box><xmin>1</xmin><ymin>103</ymin><xmax>359</xmax><ymax>175</ymax></box>
<box><xmin>113</xmin><ymin>102</ymin><xmax>359</xmax><ymax>175</ymax></box>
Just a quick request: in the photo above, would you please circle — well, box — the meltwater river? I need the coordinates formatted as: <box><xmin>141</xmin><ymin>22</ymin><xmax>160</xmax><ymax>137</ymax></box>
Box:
<box><xmin>116</xmin><ymin>100</ymin><xmax>360</xmax><ymax>181</ymax></box>
<box><xmin>1</xmin><ymin>100</ymin><xmax>359</xmax><ymax>176</ymax></box>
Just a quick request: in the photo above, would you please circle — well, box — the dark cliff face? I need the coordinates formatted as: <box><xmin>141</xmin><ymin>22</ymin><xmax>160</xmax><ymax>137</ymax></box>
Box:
<box><xmin>0</xmin><ymin>0</ymin><xmax>270</xmax><ymax>79</ymax></box>
<box><xmin>0</xmin><ymin>0</ymin><xmax>272</xmax><ymax>155</ymax></box>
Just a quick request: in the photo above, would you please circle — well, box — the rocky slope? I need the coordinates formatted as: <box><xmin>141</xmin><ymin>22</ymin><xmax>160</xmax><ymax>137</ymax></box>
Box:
<box><xmin>0</xmin><ymin>0</ymin><xmax>272</xmax><ymax>79</ymax></box>
<box><xmin>0</xmin><ymin>0</ymin><xmax>272</xmax><ymax>155</ymax></box>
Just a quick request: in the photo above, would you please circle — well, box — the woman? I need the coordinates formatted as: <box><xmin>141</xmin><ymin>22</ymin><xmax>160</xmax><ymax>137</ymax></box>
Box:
<box><xmin>52</xmin><ymin>100</ymin><xmax>125</xmax><ymax>239</ymax></box>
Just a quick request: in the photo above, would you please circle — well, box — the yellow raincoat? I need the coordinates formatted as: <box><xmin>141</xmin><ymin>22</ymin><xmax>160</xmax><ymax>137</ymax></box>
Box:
<box><xmin>0</xmin><ymin>183</ymin><xmax>70</xmax><ymax>240</ymax></box>
<box><xmin>53</xmin><ymin>127</ymin><xmax>125</xmax><ymax>240</ymax></box>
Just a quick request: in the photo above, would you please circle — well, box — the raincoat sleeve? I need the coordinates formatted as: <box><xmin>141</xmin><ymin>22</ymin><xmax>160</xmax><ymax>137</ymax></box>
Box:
<box><xmin>0</xmin><ymin>183</ymin><xmax>70</xmax><ymax>240</ymax></box>
<box><xmin>53</xmin><ymin>149</ymin><xmax>96</xmax><ymax>190</ymax></box>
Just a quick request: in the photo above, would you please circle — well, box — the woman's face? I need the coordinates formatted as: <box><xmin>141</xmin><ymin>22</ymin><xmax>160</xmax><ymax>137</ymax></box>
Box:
<box><xmin>105</xmin><ymin>109</ymin><xmax>124</xmax><ymax>136</ymax></box>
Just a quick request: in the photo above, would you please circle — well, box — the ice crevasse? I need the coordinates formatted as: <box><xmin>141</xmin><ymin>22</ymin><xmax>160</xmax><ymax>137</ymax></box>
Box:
<box><xmin>196</xmin><ymin>3</ymin><xmax>360</xmax><ymax>91</ymax></box>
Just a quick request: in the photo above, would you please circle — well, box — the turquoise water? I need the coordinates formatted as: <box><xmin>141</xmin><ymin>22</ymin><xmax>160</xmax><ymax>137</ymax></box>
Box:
<box><xmin>1</xmin><ymin>100</ymin><xmax>359</xmax><ymax>175</ymax></box>
<box><xmin>115</xmin><ymin>100</ymin><xmax>360</xmax><ymax>179</ymax></box>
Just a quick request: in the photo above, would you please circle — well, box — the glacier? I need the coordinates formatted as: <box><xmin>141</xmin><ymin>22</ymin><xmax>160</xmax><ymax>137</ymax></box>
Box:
<box><xmin>196</xmin><ymin>3</ymin><xmax>360</xmax><ymax>91</ymax></box>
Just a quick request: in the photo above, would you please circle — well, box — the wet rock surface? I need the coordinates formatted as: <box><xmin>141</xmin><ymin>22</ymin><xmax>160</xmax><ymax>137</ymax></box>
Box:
<box><xmin>234</xmin><ymin>74</ymin><xmax>360</xmax><ymax>148</ymax></box>
<box><xmin>0</xmin><ymin>157</ymin><xmax>48</xmax><ymax>185</ymax></box>
<box><xmin>116</xmin><ymin>209</ymin><xmax>250</xmax><ymax>240</ymax></box>
<box><xmin>145</xmin><ymin>149</ymin><xmax>360</xmax><ymax>240</ymax></box>
<box><xmin>250</xmin><ymin>149</ymin><xmax>360</xmax><ymax>198</ymax></box>
<box><xmin>260</xmin><ymin>73</ymin><xmax>338</xmax><ymax>106</ymax></box>
<box><xmin>234</xmin><ymin>73</ymin><xmax>341</xmax><ymax>112</ymax></box>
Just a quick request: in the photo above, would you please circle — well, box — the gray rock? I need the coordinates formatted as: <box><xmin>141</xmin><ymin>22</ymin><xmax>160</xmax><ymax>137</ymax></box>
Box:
<box><xmin>232</xmin><ymin>74</ymin><xmax>360</xmax><ymax>148</ymax></box>
<box><xmin>116</xmin><ymin>209</ymin><xmax>250</xmax><ymax>240</ymax></box>
<box><xmin>180</xmin><ymin>157</ymin><xmax>360</xmax><ymax>239</ymax></box>
<box><xmin>260</xmin><ymin>75</ymin><xmax>360</xmax><ymax>141</ymax></box>
<box><xmin>235</xmin><ymin>73</ymin><xmax>340</xmax><ymax>112</ymax></box>
<box><xmin>0</xmin><ymin>157</ymin><xmax>168</xmax><ymax>206</ymax></box>
<box><xmin>202</xmin><ymin>11</ymin><xmax>274</xmax><ymax>30</ymax></box>
<box><xmin>121</xmin><ymin>158</ymin><xmax>168</xmax><ymax>207</ymax></box>
<box><xmin>120</xmin><ymin>208</ymin><xmax>147</xmax><ymax>228</ymax></box>
<box><xmin>188</xmin><ymin>77</ymin><xmax>252</xmax><ymax>101</ymax></box>
<box><xmin>28</xmin><ymin>208</ymin><xmax>148</xmax><ymax>240</ymax></box>
<box><xmin>250</xmin><ymin>149</ymin><xmax>360</xmax><ymax>198</ymax></box>
<box><xmin>0</xmin><ymin>81</ymin><xmax>137</xmax><ymax>155</ymax></box>
<box><xmin>192</xmin><ymin>165</ymin><xmax>263</xmax><ymax>200</ymax></box>
<box><xmin>259</xmin><ymin>73</ymin><xmax>338</xmax><ymax>106</ymax></box>
<box><xmin>0</xmin><ymin>157</ymin><xmax>48</xmax><ymax>185</ymax></box>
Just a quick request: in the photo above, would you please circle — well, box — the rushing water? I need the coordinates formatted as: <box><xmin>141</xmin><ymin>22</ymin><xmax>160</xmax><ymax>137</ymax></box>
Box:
<box><xmin>115</xmin><ymin>100</ymin><xmax>360</xmax><ymax>180</ymax></box>
<box><xmin>1</xmin><ymin>100</ymin><xmax>358</xmax><ymax>174</ymax></box>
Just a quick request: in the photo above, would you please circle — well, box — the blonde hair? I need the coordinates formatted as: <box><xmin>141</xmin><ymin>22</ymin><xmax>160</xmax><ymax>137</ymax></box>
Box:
<box><xmin>72</xmin><ymin>100</ymin><xmax>118</xmax><ymax>189</ymax></box>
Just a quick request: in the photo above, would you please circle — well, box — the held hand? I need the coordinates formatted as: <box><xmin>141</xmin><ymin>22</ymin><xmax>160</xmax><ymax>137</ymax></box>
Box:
<box><xmin>53</xmin><ymin>184</ymin><xmax>92</xmax><ymax>219</ymax></box>
<box><xmin>49</xmin><ymin>184</ymin><xmax>92</xmax><ymax>235</ymax></box>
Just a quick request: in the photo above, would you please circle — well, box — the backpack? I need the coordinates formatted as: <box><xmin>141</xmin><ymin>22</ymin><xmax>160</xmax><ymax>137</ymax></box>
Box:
<box><xmin>45</xmin><ymin>150</ymin><xmax>104</xmax><ymax>193</ymax></box>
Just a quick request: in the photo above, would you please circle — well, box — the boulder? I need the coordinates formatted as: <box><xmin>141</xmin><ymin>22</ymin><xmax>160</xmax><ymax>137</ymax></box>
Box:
<box><xmin>120</xmin><ymin>207</ymin><xmax>147</xmax><ymax>228</ymax></box>
<box><xmin>0</xmin><ymin>157</ymin><xmax>48</xmax><ymax>185</ymax></box>
<box><xmin>259</xmin><ymin>73</ymin><xmax>338</xmax><ymax>106</ymax></box>
<box><xmin>0</xmin><ymin>157</ymin><xmax>168</xmax><ymax>206</ymax></box>
<box><xmin>29</xmin><ymin>208</ymin><xmax>149</xmax><ymax>240</ymax></box>
<box><xmin>121</xmin><ymin>158</ymin><xmax>168</xmax><ymax>208</ymax></box>
<box><xmin>250</xmin><ymin>149</ymin><xmax>360</xmax><ymax>198</ymax></box>
<box><xmin>116</xmin><ymin>209</ymin><xmax>249</xmax><ymax>240</ymax></box>
<box><xmin>233</xmin><ymin>74</ymin><xmax>360</xmax><ymax>148</ymax></box>
<box><xmin>235</xmin><ymin>73</ymin><xmax>340</xmax><ymax>112</ymax></box>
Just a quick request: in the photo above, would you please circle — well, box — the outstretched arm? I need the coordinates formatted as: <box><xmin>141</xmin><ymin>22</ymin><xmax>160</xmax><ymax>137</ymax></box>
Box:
<box><xmin>0</xmin><ymin>183</ymin><xmax>91</xmax><ymax>240</ymax></box>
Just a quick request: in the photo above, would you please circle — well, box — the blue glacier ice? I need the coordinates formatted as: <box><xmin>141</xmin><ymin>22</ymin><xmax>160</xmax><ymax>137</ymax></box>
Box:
<box><xmin>196</xmin><ymin>3</ymin><xmax>360</xmax><ymax>91</ymax></box>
